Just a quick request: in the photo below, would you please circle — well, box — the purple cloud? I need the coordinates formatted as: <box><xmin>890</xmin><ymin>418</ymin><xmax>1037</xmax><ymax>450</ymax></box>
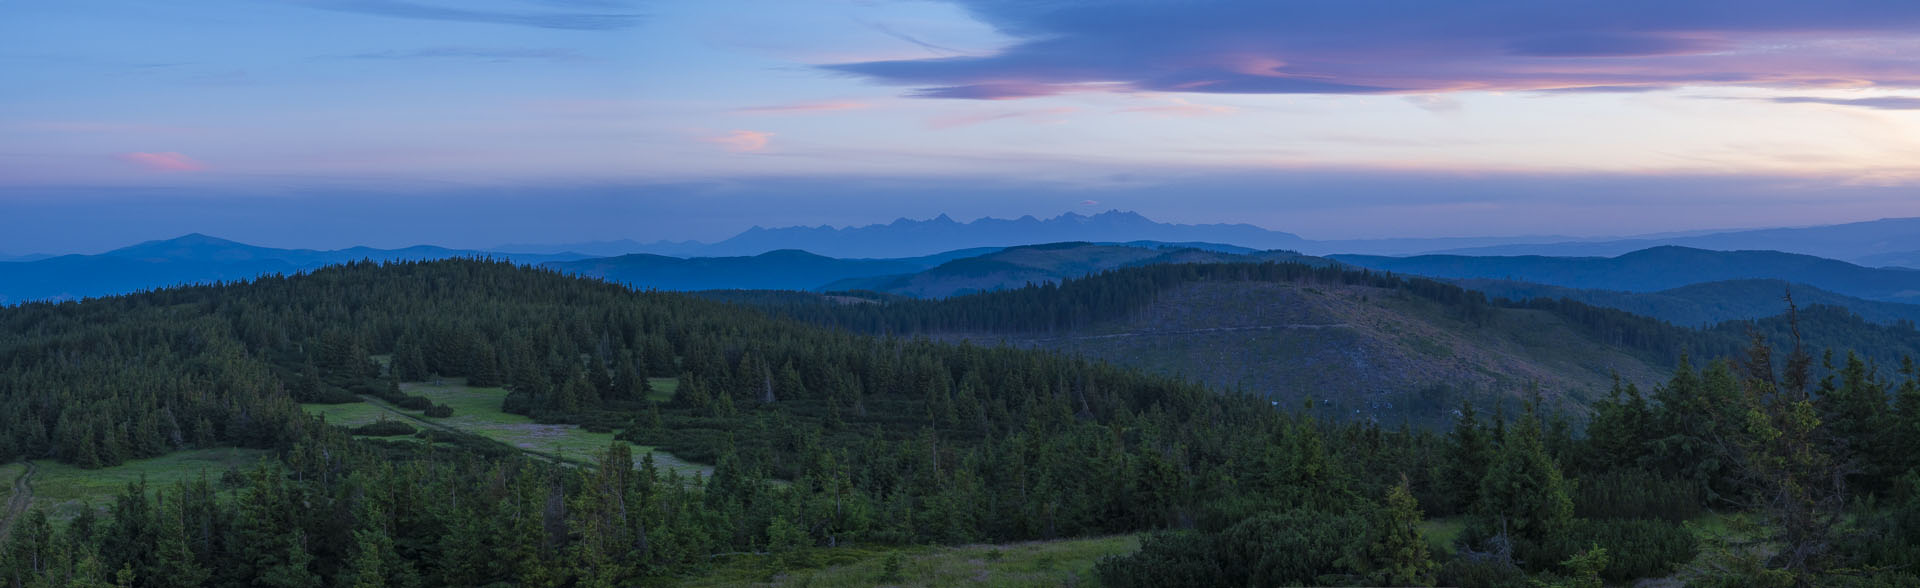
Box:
<box><xmin>827</xmin><ymin>0</ymin><xmax>1920</xmax><ymax>99</ymax></box>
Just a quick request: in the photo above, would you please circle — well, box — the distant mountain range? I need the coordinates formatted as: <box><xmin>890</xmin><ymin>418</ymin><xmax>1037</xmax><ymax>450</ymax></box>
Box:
<box><xmin>19</xmin><ymin>216</ymin><xmax>1920</xmax><ymax>333</ymax></box>
<box><xmin>1333</xmin><ymin>246</ymin><xmax>1920</xmax><ymax>303</ymax></box>
<box><xmin>544</xmin><ymin>248</ymin><xmax>997</xmax><ymax>292</ymax></box>
<box><xmin>1430</xmin><ymin>217</ymin><xmax>1920</xmax><ymax>266</ymax></box>
<box><xmin>0</xmin><ymin>233</ymin><xmax>1289</xmax><ymax>303</ymax></box>
<box><xmin>0</xmin><ymin>234</ymin><xmax>586</xmax><ymax>304</ymax></box>
<box><xmin>497</xmin><ymin>211</ymin><xmax>1630</xmax><ymax>259</ymax></box>
<box><xmin>30</xmin><ymin>211</ymin><xmax>1920</xmax><ymax>267</ymax></box>
<box><xmin>680</xmin><ymin>211</ymin><xmax>1312</xmax><ymax>258</ymax></box>
<box><xmin>494</xmin><ymin>211</ymin><xmax>1920</xmax><ymax>264</ymax></box>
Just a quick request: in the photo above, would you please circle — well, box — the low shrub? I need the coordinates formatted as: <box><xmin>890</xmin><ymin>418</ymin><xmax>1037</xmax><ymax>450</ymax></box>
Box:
<box><xmin>351</xmin><ymin>420</ymin><xmax>418</xmax><ymax>437</ymax></box>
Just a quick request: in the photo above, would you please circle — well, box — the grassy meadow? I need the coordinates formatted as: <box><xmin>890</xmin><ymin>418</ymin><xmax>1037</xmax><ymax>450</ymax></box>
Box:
<box><xmin>27</xmin><ymin>448</ymin><xmax>269</xmax><ymax>524</ymax></box>
<box><xmin>677</xmin><ymin>534</ymin><xmax>1140</xmax><ymax>588</ymax></box>
<box><xmin>301</xmin><ymin>377</ymin><xmax>711</xmax><ymax>478</ymax></box>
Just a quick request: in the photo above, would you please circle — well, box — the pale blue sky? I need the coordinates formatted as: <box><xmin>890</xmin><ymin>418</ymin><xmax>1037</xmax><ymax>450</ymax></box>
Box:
<box><xmin>3</xmin><ymin>0</ymin><xmax>1919</xmax><ymax>252</ymax></box>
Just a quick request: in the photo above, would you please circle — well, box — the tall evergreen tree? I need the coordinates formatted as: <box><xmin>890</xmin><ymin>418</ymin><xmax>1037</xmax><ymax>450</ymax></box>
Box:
<box><xmin>1477</xmin><ymin>406</ymin><xmax>1573</xmax><ymax>549</ymax></box>
<box><xmin>1441</xmin><ymin>400</ymin><xmax>1493</xmax><ymax>515</ymax></box>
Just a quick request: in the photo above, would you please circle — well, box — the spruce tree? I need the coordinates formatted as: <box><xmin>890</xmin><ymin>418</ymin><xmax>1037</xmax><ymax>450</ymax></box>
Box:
<box><xmin>1441</xmin><ymin>400</ymin><xmax>1492</xmax><ymax>515</ymax></box>
<box><xmin>152</xmin><ymin>493</ymin><xmax>212</xmax><ymax>588</ymax></box>
<box><xmin>1477</xmin><ymin>406</ymin><xmax>1573</xmax><ymax>549</ymax></box>
<box><xmin>1345</xmin><ymin>478</ymin><xmax>1436</xmax><ymax>586</ymax></box>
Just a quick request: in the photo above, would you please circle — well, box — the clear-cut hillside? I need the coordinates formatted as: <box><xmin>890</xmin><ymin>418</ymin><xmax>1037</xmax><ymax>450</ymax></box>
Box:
<box><xmin>939</xmin><ymin>280</ymin><xmax>1670</xmax><ymax>425</ymax></box>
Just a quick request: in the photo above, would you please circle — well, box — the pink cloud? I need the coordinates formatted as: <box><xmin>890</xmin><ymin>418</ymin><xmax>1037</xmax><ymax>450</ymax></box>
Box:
<box><xmin>115</xmin><ymin>152</ymin><xmax>207</xmax><ymax>172</ymax></box>
<box><xmin>736</xmin><ymin>101</ymin><xmax>872</xmax><ymax>114</ymax></box>
<box><xmin>1080</xmin><ymin>199</ymin><xmax>1100</xmax><ymax>206</ymax></box>
<box><xmin>703</xmin><ymin>130</ymin><xmax>773</xmax><ymax>152</ymax></box>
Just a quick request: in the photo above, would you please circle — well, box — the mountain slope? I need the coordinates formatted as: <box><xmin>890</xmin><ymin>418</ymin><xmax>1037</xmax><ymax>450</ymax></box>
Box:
<box><xmin>752</xmin><ymin>260</ymin><xmax>1920</xmax><ymax>426</ymax></box>
<box><xmin>1333</xmin><ymin>246</ymin><xmax>1920</xmax><ymax>303</ymax></box>
<box><xmin>1458</xmin><ymin>278</ymin><xmax>1920</xmax><ymax>327</ymax></box>
<box><xmin>943</xmin><ymin>279</ymin><xmax>1669</xmax><ymax>424</ymax></box>
<box><xmin>0</xmin><ymin>234</ymin><xmax>587</xmax><ymax>303</ymax></box>
<box><xmin>826</xmin><ymin>242</ymin><xmax>1324</xmax><ymax>298</ymax></box>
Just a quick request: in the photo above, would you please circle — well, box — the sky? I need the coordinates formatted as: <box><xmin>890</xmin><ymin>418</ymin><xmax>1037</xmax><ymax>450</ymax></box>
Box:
<box><xmin>3</xmin><ymin>0</ymin><xmax>1920</xmax><ymax>253</ymax></box>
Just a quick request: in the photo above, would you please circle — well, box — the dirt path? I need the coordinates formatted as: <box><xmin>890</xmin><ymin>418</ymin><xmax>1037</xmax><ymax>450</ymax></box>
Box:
<box><xmin>0</xmin><ymin>462</ymin><xmax>37</xmax><ymax>542</ymax></box>
<box><xmin>1019</xmin><ymin>323</ymin><xmax>1351</xmax><ymax>343</ymax></box>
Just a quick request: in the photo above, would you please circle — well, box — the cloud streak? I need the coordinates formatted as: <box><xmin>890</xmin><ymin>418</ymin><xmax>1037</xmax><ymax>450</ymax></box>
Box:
<box><xmin>1118</xmin><ymin>97</ymin><xmax>1237</xmax><ymax>117</ymax></box>
<box><xmin>927</xmin><ymin>107</ymin><xmax>1076</xmax><ymax>129</ymax></box>
<box><xmin>300</xmin><ymin>0</ymin><xmax>643</xmax><ymax>31</ymax></box>
<box><xmin>827</xmin><ymin>0</ymin><xmax>1920</xmax><ymax>99</ymax></box>
<box><xmin>1771</xmin><ymin>96</ymin><xmax>1920</xmax><ymax>110</ymax></box>
<box><xmin>338</xmin><ymin>47</ymin><xmax>588</xmax><ymax>62</ymax></box>
<box><xmin>736</xmin><ymin>101</ymin><xmax>872</xmax><ymax>114</ymax></box>
<box><xmin>703</xmin><ymin>130</ymin><xmax>773</xmax><ymax>152</ymax></box>
<box><xmin>116</xmin><ymin>152</ymin><xmax>207</xmax><ymax>172</ymax></box>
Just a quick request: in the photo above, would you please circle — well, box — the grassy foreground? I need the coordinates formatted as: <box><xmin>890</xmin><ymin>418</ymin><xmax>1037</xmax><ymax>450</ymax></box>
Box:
<box><xmin>29</xmin><ymin>448</ymin><xmax>269</xmax><ymax>524</ymax></box>
<box><xmin>676</xmin><ymin>535</ymin><xmax>1140</xmax><ymax>588</ymax></box>
<box><xmin>302</xmin><ymin>378</ymin><xmax>712</xmax><ymax>478</ymax></box>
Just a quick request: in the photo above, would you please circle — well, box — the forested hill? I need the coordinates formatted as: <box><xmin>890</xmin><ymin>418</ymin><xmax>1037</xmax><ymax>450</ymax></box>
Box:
<box><xmin>0</xmin><ymin>258</ymin><xmax>1339</xmax><ymax>586</ymax></box>
<box><xmin>1333</xmin><ymin>246</ymin><xmax>1920</xmax><ymax>303</ymax></box>
<box><xmin>3</xmin><ymin>259</ymin><xmax>1919</xmax><ymax>586</ymax></box>
<box><xmin>744</xmin><ymin>262</ymin><xmax>1920</xmax><ymax>417</ymax></box>
<box><xmin>819</xmin><ymin>241</ymin><xmax>1322</xmax><ymax>298</ymax></box>
<box><xmin>1456</xmin><ymin>278</ymin><xmax>1920</xmax><ymax>327</ymax></box>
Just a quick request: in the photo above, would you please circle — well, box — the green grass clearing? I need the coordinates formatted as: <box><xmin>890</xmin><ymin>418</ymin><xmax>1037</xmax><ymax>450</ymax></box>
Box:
<box><xmin>29</xmin><ymin>448</ymin><xmax>270</xmax><ymax>524</ymax></box>
<box><xmin>404</xmin><ymin>381</ymin><xmax>710</xmax><ymax>477</ymax></box>
<box><xmin>679</xmin><ymin>534</ymin><xmax>1139</xmax><ymax>588</ymax></box>
<box><xmin>1420</xmin><ymin>516</ymin><xmax>1468</xmax><ymax>555</ymax></box>
<box><xmin>297</xmin><ymin>378</ymin><xmax>711</xmax><ymax>478</ymax></box>
<box><xmin>0</xmin><ymin>462</ymin><xmax>26</xmax><ymax>516</ymax></box>
<box><xmin>646</xmin><ymin>377</ymin><xmax>679</xmax><ymax>404</ymax></box>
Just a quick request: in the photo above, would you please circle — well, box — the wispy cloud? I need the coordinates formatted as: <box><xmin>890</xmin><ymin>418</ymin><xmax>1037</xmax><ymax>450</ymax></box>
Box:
<box><xmin>1118</xmin><ymin>97</ymin><xmax>1237</xmax><ymax>117</ymax></box>
<box><xmin>338</xmin><ymin>47</ymin><xmax>588</xmax><ymax>62</ymax></box>
<box><xmin>703</xmin><ymin>130</ymin><xmax>774</xmax><ymax>152</ymax></box>
<box><xmin>1770</xmin><ymin>96</ymin><xmax>1920</xmax><ymax>110</ymax></box>
<box><xmin>22</xmin><ymin>122</ymin><xmax>199</xmax><ymax>135</ymax></box>
<box><xmin>299</xmin><ymin>0</ymin><xmax>643</xmax><ymax>31</ymax></box>
<box><xmin>856</xmin><ymin>19</ymin><xmax>968</xmax><ymax>56</ymax></box>
<box><xmin>1405</xmin><ymin>95</ymin><xmax>1464</xmax><ymax>114</ymax></box>
<box><xmin>116</xmin><ymin>152</ymin><xmax>207</xmax><ymax>172</ymax></box>
<box><xmin>736</xmin><ymin>101</ymin><xmax>872</xmax><ymax>114</ymax></box>
<box><xmin>927</xmin><ymin>107</ymin><xmax>1076</xmax><ymax>129</ymax></box>
<box><xmin>828</xmin><ymin>0</ymin><xmax>1920</xmax><ymax>99</ymax></box>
